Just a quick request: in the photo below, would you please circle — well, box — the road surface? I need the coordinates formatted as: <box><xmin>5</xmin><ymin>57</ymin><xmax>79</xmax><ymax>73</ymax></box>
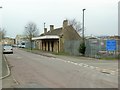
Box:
<box><xmin>3</xmin><ymin>48</ymin><xmax>118</xmax><ymax>88</ymax></box>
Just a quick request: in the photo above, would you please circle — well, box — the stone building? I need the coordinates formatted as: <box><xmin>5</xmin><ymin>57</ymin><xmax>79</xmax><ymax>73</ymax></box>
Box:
<box><xmin>32</xmin><ymin>20</ymin><xmax>81</xmax><ymax>53</ymax></box>
<box><xmin>15</xmin><ymin>35</ymin><xmax>26</xmax><ymax>45</ymax></box>
<box><xmin>2</xmin><ymin>37</ymin><xmax>15</xmax><ymax>45</ymax></box>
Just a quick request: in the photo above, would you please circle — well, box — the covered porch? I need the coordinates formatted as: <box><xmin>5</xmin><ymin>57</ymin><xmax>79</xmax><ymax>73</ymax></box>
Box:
<box><xmin>32</xmin><ymin>35</ymin><xmax>60</xmax><ymax>53</ymax></box>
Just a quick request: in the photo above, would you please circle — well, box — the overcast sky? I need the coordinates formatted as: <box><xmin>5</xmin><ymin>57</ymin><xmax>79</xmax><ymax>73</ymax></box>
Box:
<box><xmin>0</xmin><ymin>0</ymin><xmax>119</xmax><ymax>38</ymax></box>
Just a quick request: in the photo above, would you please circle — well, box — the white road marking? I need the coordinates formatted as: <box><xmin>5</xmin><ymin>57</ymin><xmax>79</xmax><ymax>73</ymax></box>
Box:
<box><xmin>17</xmin><ymin>57</ymin><xmax>22</xmax><ymax>59</ymax></box>
<box><xmin>95</xmin><ymin>67</ymin><xmax>99</xmax><ymax>69</ymax></box>
<box><xmin>110</xmin><ymin>71</ymin><xmax>116</xmax><ymax>75</ymax></box>
<box><xmin>73</xmin><ymin>63</ymin><xmax>78</xmax><ymax>65</ymax></box>
<box><xmin>67</xmin><ymin>61</ymin><xmax>70</xmax><ymax>63</ymax></box>
<box><xmin>64</xmin><ymin>61</ymin><xmax>67</xmax><ymax>63</ymax></box>
<box><xmin>83</xmin><ymin>64</ymin><xmax>89</xmax><ymax>67</ymax></box>
<box><xmin>89</xmin><ymin>66</ymin><xmax>95</xmax><ymax>69</ymax></box>
<box><xmin>70</xmin><ymin>62</ymin><xmax>74</xmax><ymax>64</ymax></box>
<box><xmin>53</xmin><ymin>58</ymin><xmax>117</xmax><ymax>76</ymax></box>
<box><xmin>79</xmin><ymin>63</ymin><xmax>83</xmax><ymax>66</ymax></box>
<box><xmin>12</xmin><ymin>76</ymin><xmax>19</xmax><ymax>85</ymax></box>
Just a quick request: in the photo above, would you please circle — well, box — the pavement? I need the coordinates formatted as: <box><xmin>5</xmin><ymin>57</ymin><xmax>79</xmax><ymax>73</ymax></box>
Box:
<box><xmin>24</xmin><ymin>49</ymin><xmax>56</xmax><ymax>58</ymax></box>
<box><xmin>0</xmin><ymin>43</ymin><xmax>17</xmax><ymax>88</ymax></box>
<box><xmin>0</xmin><ymin>43</ymin><xmax>9</xmax><ymax>79</ymax></box>
<box><xmin>2</xmin><ymin>54</ymin><xmax>17</xmax><ymax>88</ymax></box>
<box><xmin>0</xmin><ymin>42</ymin><xmax>2</xmax><ymax>89</ymax></box>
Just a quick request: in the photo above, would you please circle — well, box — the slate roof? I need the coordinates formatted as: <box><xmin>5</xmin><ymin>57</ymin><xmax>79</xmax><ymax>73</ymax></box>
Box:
<box><xmin>45</xmin><ymin>27</ymin><xmax>62</xmax><ymax>35</ymax></box>
<box><xmin>63</xmin><ymin>25</ymin><xmax>81</xmax><ymax>40</ymax></box>
<box><xmin>40</xmin><ymin>25</ymin><xmax>81</xmax><ymax>40</ymax></box>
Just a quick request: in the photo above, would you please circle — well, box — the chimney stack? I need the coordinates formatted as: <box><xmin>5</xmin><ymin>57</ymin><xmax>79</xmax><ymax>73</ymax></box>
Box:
<box><xmin>44</xmin><ymin>28</ymin><xmax>47</xmax><ymax>34</ymax></box>
<box><xmin>50</xmin><ymin>25</ymin><xmax>54</xmax><ymax>31</ymax></box>
<box><xmin>63</xmin><ymin>20</ymin><xmax>68</xmax><ymax>28</ymax></box>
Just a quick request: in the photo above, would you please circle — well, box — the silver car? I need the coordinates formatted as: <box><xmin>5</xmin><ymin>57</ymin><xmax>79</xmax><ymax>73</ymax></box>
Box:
<box><xmin>3</xmin><ymin>45</ymin><xmax>13</xmax><ymax>54</ymax></box>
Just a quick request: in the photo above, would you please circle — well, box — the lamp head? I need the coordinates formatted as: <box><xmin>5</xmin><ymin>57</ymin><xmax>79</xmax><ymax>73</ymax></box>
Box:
<box><xmin>83</xmin><ymin>9</ymin><xmax>86</xmax><ymax>11</ymax></box>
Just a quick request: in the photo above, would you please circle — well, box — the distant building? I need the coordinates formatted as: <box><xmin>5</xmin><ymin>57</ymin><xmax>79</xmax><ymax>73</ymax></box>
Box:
<box><xmin>2</xmin><ymin>37</ymin><xmax>15</xmax><ymax>45</ymax></box>
<box><xmin>15</xmin><ymin>35</ymin><xmax>35</xmax><ymax>48</ymax></box>
<box><xmin>32</xmin><ymin>20</ymin><xmax>81</xmax><ymax>54</ymax></box>
<box><xmin>15</xmin><ymin>35</ymin><xmax>26</xmax><ymax>45</ymax></box>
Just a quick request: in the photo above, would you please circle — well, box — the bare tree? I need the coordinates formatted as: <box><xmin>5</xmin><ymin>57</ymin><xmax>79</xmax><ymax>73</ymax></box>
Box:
<box><xmin>68</xmin><ymin>19</ymin><xmax>82</xmax><ymax>35</ymax></box>
<box><xmin>0</xmin><ymin>28</ymin><xmax>6</xmax><ymax>41</ymax></box>
<box><xmin>24</xmin><ymin>22</ymin><xmax>38</xmax><ymax>50</ymax></box>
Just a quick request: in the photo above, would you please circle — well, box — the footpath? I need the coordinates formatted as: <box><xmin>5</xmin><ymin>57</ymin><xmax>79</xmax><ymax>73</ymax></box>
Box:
<box><xmin>0</xmin><ymin>43</ymin><xmax>16</xmax><ymax>88</ymax></box>
<box><xmin>0</xmin><ymin>43</ymin><xmax>9</xmax><ymax>79</ymax></box>
<box><xmin>2</xmin><ymin>55</ymin><xmax>17</xmax><ymax>88</ymax></box>
<box><xmin>0</xmin><ymin>42</ymin><xmax>2</xmax><ymax>89</ymax></box>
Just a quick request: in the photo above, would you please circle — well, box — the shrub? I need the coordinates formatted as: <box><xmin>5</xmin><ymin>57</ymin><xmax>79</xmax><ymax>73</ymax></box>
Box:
<box><xmin>79</xmin><ymin>42</ymin><xmax>86</xmax><ymax>56</ymax></box>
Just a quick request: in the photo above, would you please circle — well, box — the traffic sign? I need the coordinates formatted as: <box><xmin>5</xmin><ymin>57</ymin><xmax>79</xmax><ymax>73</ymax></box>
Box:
<box><xmin>106</xmin><ymin>40</ymin><xmax>116</xmax><ymax>51</ymax></box>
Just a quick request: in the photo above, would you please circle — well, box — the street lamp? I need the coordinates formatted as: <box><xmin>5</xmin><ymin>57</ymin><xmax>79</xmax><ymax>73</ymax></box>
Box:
<box><xmin>0</xmin><ymin>6</ymin><xmax>2</xmax><ymax>42</ymax></box>
<box><xmin>0</xmin><ymin>6</ymin><xmax>3</xmax><ymax>63</ymax></box>
<box><xmin>0</xmin><ymin>5</ymin><xmax>2</xmax><ymax>41</ymax></box>
<box><xmin>82</xmin><ymin>8</ymin><xmax>86</xmax><ymax>43</ymax></box>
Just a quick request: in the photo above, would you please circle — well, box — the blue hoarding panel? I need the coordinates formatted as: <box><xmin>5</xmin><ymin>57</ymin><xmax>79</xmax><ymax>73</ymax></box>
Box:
<box><xmin>106</xmin><ymin>40</ymin><xmax>116</xmax><ymax>51</ymax></box>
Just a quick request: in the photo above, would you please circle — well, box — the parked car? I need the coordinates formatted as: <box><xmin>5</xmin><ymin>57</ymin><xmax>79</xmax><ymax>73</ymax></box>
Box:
<box><xmin>17</xmin><ymin>43</ymin><xmax>25</xmax><ymax>48</ymax></box>
<box><xmin>3</xmin><ymin>45</ymin><xmax>13</xmax><ymax>54</ymax></box>
<box><xmin>12</xmin><ymin>44</ymin><xmax>17</xmax><ymax>47</ymax></box>
<box><xmin>21</xmin><ymin>42</ymin><xmax>25</xmax><ymax>48</ymax></box>
<box><xmin>18</xmin><ymin>44</ymin><xmax>21</xmax><ymax>48</ymax></box>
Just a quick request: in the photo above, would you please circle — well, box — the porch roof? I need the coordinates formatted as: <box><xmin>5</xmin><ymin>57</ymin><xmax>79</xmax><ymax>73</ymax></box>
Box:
<box><xmin>32</xmin><ymin>35</ymin><xmax>59</xmax><ymax>40</ymax></box>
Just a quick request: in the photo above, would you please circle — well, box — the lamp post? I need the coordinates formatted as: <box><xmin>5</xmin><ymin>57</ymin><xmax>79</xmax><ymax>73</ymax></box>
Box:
<box><xmin>80</xmin><ymin>8</ymin><xmax>86</xmax><ymax>56</ymax></box>
<box><xmin>82</xmin><ymin>8</ymin><xmax>86</xmax><ymax>43</ymax></box>
<box><xmin>0</xmin><ymin>6</ymin><xmax>3</xmax><ymax>66</ymax></box>
<box><xmin>0</xmin><ymin>5</ymin><xmax>2</xmax><ymax>42</ymax></box>
<box><xmin>0</xmin><ymin>6</ymin><xmax>2</xmax><ymax>41</ymax></box>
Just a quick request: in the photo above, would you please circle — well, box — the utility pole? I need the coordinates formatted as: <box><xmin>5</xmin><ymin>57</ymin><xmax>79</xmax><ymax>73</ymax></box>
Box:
<box><xmin>82</xmin><ymin>8</ymin><xmax>86</xmax><ymax>43</ymax></box>
<box><xmin>79</xmin><ymin>8</ymin><xmax>86</xmax><ymax>56</ymax></box>
<box><xmin>0</xmin><ymin>6</ymin><xmax>3</xmax><ymax>62</ymax></box>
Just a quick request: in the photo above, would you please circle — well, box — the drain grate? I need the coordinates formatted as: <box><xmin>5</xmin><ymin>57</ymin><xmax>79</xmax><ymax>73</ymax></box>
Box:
<box><xmin>101</xmin><ymin>71</ymin><xmax>110</xmax><ymax>74</ymax></box>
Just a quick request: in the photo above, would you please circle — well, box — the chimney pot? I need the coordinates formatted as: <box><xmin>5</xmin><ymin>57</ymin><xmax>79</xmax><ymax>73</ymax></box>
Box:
<box><xmin>50</xmin><ymin>25</ymin><xmax>54</xmax><ymax>31</ymax></box>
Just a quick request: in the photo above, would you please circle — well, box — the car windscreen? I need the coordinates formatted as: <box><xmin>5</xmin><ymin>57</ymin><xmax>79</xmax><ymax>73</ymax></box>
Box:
<box><xmin>4</xmin><ymin>46</ymin><xmax>12</xmax><ymax>49</ymax></box>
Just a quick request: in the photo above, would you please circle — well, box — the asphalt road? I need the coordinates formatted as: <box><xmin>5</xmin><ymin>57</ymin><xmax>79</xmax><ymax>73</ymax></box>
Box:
<box><xmin>3</xmin><ymin>48</ymin><xmax>118</xmax><ymax>88</ymax></box>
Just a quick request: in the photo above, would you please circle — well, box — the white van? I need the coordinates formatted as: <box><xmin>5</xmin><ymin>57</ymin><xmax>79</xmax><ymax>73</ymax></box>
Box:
<box><xmin>21</xmin><ymin>42</ymin><xmax>25</xmax><ymax>48</ymax></box>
